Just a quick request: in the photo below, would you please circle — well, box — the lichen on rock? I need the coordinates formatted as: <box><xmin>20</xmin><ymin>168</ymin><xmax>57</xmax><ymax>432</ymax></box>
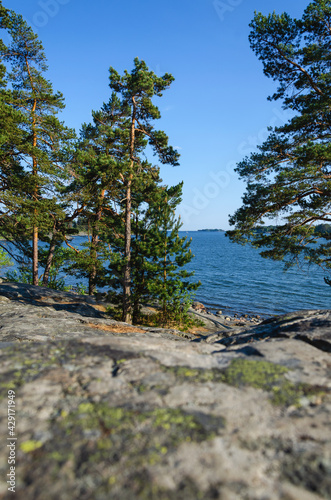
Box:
<box><xmin>0</xmin><ymin>283</ymin><xmax>330</xmax><ymax>499</ymax></box>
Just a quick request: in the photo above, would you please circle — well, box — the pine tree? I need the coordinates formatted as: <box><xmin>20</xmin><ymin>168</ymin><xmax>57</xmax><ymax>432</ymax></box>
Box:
<box><xmin>105</xmin><ymin>167</ymin><xmax>164</xmax><ymax>322</ymax></box>
<box><xmin>108</xmin><ymin>58</ymin><xmax>180</xmax><ymax>322</ymax></box>
<box><xmin>104</xmin><ymin>175</ymin><xmax>200</xmax><ymax>324</ymax></box>
<box><xmin>0</xmin><ymin>3</ymin><xmax>27</xmax><ymax>253</ymax></box>
<box><xmin>0</xmin><ymin>6</ymin><xmax>75</xmax><ymax>285</ymax></box>
<box><xmin>227</xmin><ymin>0</ymin><xmax>331</xmax><ymax>278</ymax></box>
<box><xmin>64</xmin><ymin>92</ymin><xmax>128</xmax><ymax>295</ymax></box>
<box><xmin>144</xmin><ymin>182</ymin><xmax>200</xmax><ymax>322</ymax></box>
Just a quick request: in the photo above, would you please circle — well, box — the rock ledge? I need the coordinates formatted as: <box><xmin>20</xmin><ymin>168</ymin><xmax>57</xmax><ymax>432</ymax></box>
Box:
<box><xmin>0</xmin><ymin>283</ymin><xmax>330</xmax><ymax>500</ymax></box>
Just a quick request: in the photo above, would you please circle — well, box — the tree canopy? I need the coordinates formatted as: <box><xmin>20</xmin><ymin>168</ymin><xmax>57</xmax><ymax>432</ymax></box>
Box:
<box><xmin>0</xmin><ymin>3</ymin><xmax>75</xmax><ymax>284</ymax></box>
<box><xmin>227</xmin><ymin>0</ymin><xmax>331</xmax><ymax>277</ymax></box>
<box><xmin>0</xmin><ymin>3</ymin><xmax>200</xmax><ymax>326</ymax></box>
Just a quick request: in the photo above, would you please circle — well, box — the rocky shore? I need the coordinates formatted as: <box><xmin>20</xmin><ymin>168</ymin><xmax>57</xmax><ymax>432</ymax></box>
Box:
<box><xmin>0</xmin><ymin>282</ymin><xmax>330</xmax><ymax>499</ymax></box>
<box><xmin>188</xmin><ymin>300</ymin><xmax>264</xmax><ymax>330</ymax></box>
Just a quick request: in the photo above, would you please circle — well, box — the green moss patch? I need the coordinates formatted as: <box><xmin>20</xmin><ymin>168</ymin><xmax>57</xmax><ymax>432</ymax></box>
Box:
<box><xmin>222</xmin><ymin>358</ymin><xmax>327</xmax><ymax>407</ymax></box>
<box><xmin>222</xmin><ymin>358</ymin><xmax>288</xmax><ymax>389</ymax></box>
<box><xmin>164</xmin><ymin>366</ymin><xmax>224</xmax><ymax>384</ymax></box>
<box><xmin>20</xmin><ymin>440</ymin><xmax>43</xmax><ymax>453</ymax></box>
<box><xmin>61</xmin><ymin>404</ymin><xmax>215</xmax><ymax>453</ymax></box>
<box><xmin>14</xmin><ymin>403</ymin><xmax>220</xmax><ymax>498</ymax></box>
<box><xmin>165</xmin><ymin>359</ymin><xmax>327</xmax><ymax>408</ymax></box>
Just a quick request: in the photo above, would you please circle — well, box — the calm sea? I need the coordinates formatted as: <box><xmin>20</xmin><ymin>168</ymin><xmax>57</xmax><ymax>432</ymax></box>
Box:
<box><xmin>185</xmin><ymin>231</ymin><xmax>330</xmax><ymax>317</ymax></box>
<box><xmin>1</xmin><ymin>232</ymin><xmax>330</xmax><ymax>317</ymax></box>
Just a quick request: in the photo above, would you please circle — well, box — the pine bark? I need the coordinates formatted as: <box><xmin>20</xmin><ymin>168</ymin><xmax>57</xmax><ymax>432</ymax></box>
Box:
<box><xmin>123</xmin><ymin>178</ymin><xmax>132</xmax><ymax>323</ymax></box>
<box><xmin>122</xmin><ymin>97</ymin><xmax>137</xmax><ymax>324</ymax></box>
<box><xmin>32</xmin><ymin>137</ymin><xmax>38</xmax><ymax>286</ymax></box>
<box><xmin>89</xmin><ymin>232</ymin><xmax>98</xmax><ymax>296</ymax></box>
<box><xmin>42</xmin><ymin>232</ymin><xmax>57</xmax><ymax>287</ymax></box>
<box><xmin>27</xmin><ymin>56</ymin><xmax>39</xmax><ymax>287</ymax></box>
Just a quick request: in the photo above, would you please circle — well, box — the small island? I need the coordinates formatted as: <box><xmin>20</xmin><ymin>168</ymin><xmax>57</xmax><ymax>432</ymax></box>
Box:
<box><xmin>197</xmin><ymin>229</ymin><xmax>225</xmax><ymax>232</ymax></box>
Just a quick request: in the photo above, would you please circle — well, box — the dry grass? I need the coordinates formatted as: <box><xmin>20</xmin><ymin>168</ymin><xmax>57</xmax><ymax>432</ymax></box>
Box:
<box><xmin>134</xmin><ymin>314</ymin><xmax>208</xmax><ymax>336</ymax></box>
<box><xmin>185</xmin><ymin>325</ymin><xmax>209</xmax><ymax>335</ymax></box>
<box><xmin>86</xmin><ymin>323</ymin><xmax>146</xmax><ymax>334</ymax></box>
<box><xmin>92</xmin><ymin>304</ymin><xmax>108</xmax><ymax>312</ymax></box>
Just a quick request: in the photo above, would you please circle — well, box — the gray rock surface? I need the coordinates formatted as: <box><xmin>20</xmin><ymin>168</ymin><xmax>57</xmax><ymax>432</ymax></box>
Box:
<box><xmin>0</xmin><ymin>283</ymin><xmax>330</xmax><ymax>499</ymax></box>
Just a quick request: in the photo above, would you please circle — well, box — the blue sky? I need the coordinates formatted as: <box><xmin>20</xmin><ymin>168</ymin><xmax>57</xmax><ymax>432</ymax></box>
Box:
<box><xmin>4</xmin><ymin>0</ymin><xmax>309</xmax><ymax>230</ymax></box>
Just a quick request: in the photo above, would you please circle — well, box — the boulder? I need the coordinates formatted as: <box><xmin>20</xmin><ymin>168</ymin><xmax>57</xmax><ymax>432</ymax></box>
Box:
<box><xmin>192</xmin><ymin>301</ymin><xmax>206</xmax><ymax>311</ymax></box>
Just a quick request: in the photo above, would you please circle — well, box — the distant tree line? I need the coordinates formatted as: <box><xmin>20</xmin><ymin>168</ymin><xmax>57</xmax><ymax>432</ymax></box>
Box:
<box><xmin>0</xmin><ymin>2</ymin><xmax>200</xmax><ymax>323</ymax></box>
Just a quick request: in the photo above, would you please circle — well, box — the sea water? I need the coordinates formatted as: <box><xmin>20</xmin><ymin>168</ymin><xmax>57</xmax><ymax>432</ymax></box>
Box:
<box><xmin>185</xmin><ymin>231</ymin><xmax>330</xmax><ymax>317</ymax></box>
<box><xmin>1</xmin><ymin>232</ymin><xmax>330</xmax><ymax>317</ymax></box>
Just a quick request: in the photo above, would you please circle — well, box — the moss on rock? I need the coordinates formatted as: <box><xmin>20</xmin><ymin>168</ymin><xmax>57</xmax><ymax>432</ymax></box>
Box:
<box><xmin>164</xmin><ymin>359</ymin><xmax>327</xmax><ymax>408</ymax></box>
<box><xmin>221</xmin><ymin>358</ymin><xmax>327</xmax><ymax>407</ymax></box>
<box><xmin>17</xmin><ymin>403</ymin><xmax>219</xmax><ymax>498</ymax></box>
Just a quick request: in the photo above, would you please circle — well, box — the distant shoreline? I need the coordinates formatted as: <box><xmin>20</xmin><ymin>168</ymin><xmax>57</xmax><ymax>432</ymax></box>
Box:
<box><xmin>197</xmin><ymin>229</ymin><xmax>224</xmax><ymax>232</ymax></box>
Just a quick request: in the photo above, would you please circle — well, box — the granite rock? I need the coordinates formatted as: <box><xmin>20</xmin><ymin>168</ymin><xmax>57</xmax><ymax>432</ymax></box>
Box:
<box><xmin>0</xmin><ymin>283</ymin><xmax>330</xmax><ymax>499</ymax></box>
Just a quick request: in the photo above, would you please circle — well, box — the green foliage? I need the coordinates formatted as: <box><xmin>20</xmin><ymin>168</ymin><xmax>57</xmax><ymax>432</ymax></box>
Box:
<box><xmin>72</xmin><ymin>217</ymin><xmax>88</xmax><ymax>232</ymax></box>
<box><xmin>227</xmin><ymin>0</ymin><xmax>331</xmax><ymax>282</ymax></box>
<box><xmin>5</xmin><ymin>266</ymin><xmax>35</xmax><ymax>285</ymax></box>
<box><xmin>314</xmin><ymin>224</ymin><xmax>331</xmax><ymax>236</ymax></box>
<box><xmin>5</xmin><ymin>246</ymin><xmax>70</xmax><ymax>290</ymax></box>
<box><xmin>66</xmin><ymin>59</ymin><xmax>196</xmax><ymax>323</ymax></box>
<box><xmin>0</xmin><ymin>5</ymin><xmax>75</xmax><ymax>284</ymax></box>
<box><xmin>5</xmin><ymin>265</ymin><xmax>66</xmax><ymax>290</ymax></box>
<box><xmin>0</xmin><ymin>3</ymin><xmax>199</xmax><ymax>314</ymax></box>
<box><xmin>104</xmin><ymin>181</ymin><xmax>200</xmax><ymax>324</ymax></box>
<box><xmin>0</xmin><ymin>248</ymin><xmax>12</xmax><ymax>269</ymax></box>
<box><xmin>64</xmin><ymin>282</ymin><xmax>88</xmax><ymax>295</ymax></box>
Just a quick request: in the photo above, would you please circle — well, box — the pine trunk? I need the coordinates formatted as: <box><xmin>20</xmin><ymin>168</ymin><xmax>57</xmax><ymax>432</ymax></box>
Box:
<box><xmin>32</xmin><ymin>222</ymin><xmax>38</xmax><ymax>286</ymax></box>
<box><xmin>89</xmin><ymin>191</ymin><xmax>105</xmax><ymax>296</ymax></box>
<box><xmin>123</xmin><ymin>178</ymin><xmax>132</xmax><ymax>323</ymax></box>
<box><xmin>89</xmin><ymin>232</ymin><xmax>98</xmax><ymax>296</ymax></box>
<box><xmin>32</xmin><ymin>153</ymin><xmax>38</xmax><ymax>286</ymax></box>
<box><xmin>162</xmin><ymin>231</ymin><xmax>168</xmax><ymax>316</ymax></box>
<box><xmin>42</xmin><ymin>232</ymin><xmax>57</xmax><ymax>287</ymax></box>
<box><xmin>122</xmin><ymin>97</ymin><xmax>137</xmax><ymax>324</ymax></box>
<box><xmin>28</xmin><ymin>66</ymin><xmax>39</xmax><ymax>287</ymax></box>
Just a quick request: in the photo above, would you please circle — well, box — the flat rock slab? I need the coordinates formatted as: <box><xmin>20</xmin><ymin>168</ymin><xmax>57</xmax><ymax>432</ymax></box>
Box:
<box><xmin>205</xmin><ymin>310</ymin><xmax>331</xmax><ymax>353</ymax></box>
<box><xmin>0</xmin><ymin>282</ymin><xmax>196</xmax><ymax>343</ymax></box>
<box><xmin>0</xmin><ymin>284</ymin><xmax>330</xmax><ymax>499</ymax></box>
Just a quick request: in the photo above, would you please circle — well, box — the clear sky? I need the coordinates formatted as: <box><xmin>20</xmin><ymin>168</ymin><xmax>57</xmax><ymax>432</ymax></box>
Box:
<box><xmin>3</xmin><ymin>0</ymin><xmax>309</xmax><ymax>230</ymax></box>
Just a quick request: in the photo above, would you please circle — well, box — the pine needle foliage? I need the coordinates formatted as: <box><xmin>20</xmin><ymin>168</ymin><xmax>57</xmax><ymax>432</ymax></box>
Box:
<box><xmin>227</xmin><ymin>0</ymin><xmax>331</xmax><ymax>280</ymax></box>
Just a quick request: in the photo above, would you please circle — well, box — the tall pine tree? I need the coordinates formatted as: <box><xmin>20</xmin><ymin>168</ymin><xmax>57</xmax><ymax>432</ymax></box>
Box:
<box><xmin>64</xmin><ymin>92</ymin><xmax>128</xmax><ymax>295</ymax></box>
<box><xmin>0</xmin><ymin>2</ymin><xmax>28</xmax><ymax>264</ymax></box>
<box><xmin>108</xmin><ymin>58</ymin><xmax>180</xmax><ymax>322</ymax></box>
<box><xmin>228</xmin><ymin>0</ymin><xmax>331</xmax><ymax>279</ymax></box>
<box><xmin>0</xmin><ymin>5</ymin><xmax>74</xmax><ymax>285</ymax></box>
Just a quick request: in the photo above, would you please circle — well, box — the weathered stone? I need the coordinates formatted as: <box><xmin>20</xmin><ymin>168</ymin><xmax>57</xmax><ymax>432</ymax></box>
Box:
<box><xmin>207</xmin><ymin>310</ymin><xmax>331</xmax><ymax>353</ymax></box>
<box><xmin>0</xmin><ymin>283</ymin><xmax>330</xmax><ymax>499</ymax></box>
